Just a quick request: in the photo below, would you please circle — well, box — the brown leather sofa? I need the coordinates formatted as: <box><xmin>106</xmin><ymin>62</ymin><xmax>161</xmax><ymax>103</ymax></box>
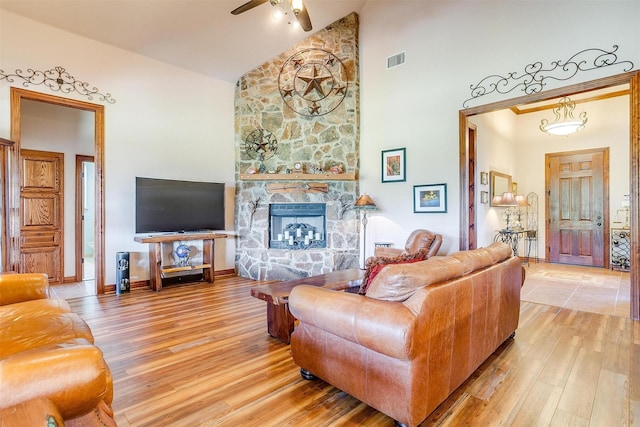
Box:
<box><xmin>289</xmin><ymin>242</ymin><xmax>523</xmax><ymax>427</ymax></box>
<box><xmin>373</xmin><ymin>229</ymin><xmax>442</xmax><ymax>259</ymax></box>
<box><xmin>0</xmin><ymin>273</ymin><xmax>116</xmax><ymax>427</ymax></box>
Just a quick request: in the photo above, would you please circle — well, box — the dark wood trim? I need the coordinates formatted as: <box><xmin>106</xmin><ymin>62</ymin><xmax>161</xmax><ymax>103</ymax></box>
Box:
<box><xmin>0</xmin><ymin>138</ymin><xmax>15</xmax><ymax>146</ymax></box>
<box><xmin>459</xmin><ymin>71</ymin><xmax>640</xmax><ymax>320</ymax></box>
<box><xmin>9</xmin><ymin>88</ymin><xmax>106</xmax><ymax>294</ymax></box>
<box><xmin>459</xmin><ymin>111</ymin><xmax>469</xmax><ymax>250</ymax></box>
<box><xmin>630</xmin><ymin>72</ymin><xmax>639</xmax><ymax>319</ymax></box>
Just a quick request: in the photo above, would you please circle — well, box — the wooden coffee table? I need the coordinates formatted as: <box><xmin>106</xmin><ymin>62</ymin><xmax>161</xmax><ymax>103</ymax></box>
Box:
<box><xmin>250</xmin><ymin>269</ymin><xmax>364</xmax><ymax>343</ymax></box>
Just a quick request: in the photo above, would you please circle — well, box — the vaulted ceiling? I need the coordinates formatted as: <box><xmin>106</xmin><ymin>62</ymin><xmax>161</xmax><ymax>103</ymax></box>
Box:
<box><xmin>0</xmin><ymin>0</ymin><xmax>368</xmax><ymax>83</ymax></box>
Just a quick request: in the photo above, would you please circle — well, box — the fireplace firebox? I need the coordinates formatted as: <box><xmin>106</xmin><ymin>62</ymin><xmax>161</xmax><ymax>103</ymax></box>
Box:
<box><xmin>269</xmin><ymin>203</ymin><xmax>326</xmax><ymax>250</ymax></box>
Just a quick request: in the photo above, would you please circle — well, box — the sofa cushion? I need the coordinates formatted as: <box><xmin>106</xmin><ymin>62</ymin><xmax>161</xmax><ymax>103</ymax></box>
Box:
<box><xmin>365</xmin><ymin>256</ymin><xmax>466</xmax><ymax>302</ymax></box>
<box><xmin>485</xmin><ymin>241</ymin><xmax>513</xmax><ymax>263</ymax></box>
<box><xmin>0</xmin><ymin>298</ymin><xmax>72</xmax><ymax>321</ymax></box>
<box><xmin>0</xmin><ymin>312</ymin><xmax>94</xmax><ymax>358</ymax></box>
<box><xmin>358</xmin><ymin>248</ymin><xmax>430</xmax><ymax>294</ymax></box>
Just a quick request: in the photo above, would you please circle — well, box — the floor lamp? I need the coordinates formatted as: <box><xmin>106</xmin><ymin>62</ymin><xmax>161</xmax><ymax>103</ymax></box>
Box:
<box><xmin>355</xmin><ymin>194</ymin><xmax>378</xmax><ymax>268</ymax></box>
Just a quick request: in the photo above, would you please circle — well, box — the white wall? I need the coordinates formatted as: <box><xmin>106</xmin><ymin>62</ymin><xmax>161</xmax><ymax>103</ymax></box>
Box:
<box><xmin>0</xmin><ymin>10</ymin><xmax>236</xmax><ymax>286</ymax></box>
<box><xmin>471</xmin><ymin>109</ymin><xmax>518</xmax><ymax>247</ymax></box>
<box><xmin>358</xmin><ymin>0</ymin><xmax>640</xmax><ymax>256</ymax></box>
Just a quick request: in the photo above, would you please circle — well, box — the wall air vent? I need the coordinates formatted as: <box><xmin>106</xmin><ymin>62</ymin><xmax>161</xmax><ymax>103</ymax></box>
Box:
<box><xmin>386</xmin><ymin>51</ymin><xmax>406</xmax><ymax>69</ymax></box>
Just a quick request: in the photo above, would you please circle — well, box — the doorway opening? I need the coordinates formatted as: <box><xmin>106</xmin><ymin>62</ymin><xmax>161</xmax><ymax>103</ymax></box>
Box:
<box><xmin>76</xmin><ymin>155</ymin><xmax>95</xmax><ymax>282</ymax></box>
<box><xmin>7</xmin><ymin>88</ymin><xmax>105</xmax><ymax>294</ymax></box>
<box><xmin>459</xmin><ymin>72</ymin><xmax>640</xmax><ymax>320</ymax></box>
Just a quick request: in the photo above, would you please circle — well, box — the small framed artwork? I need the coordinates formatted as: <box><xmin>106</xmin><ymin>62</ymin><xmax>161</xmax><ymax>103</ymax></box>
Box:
<box><xmin>413</xmin><ymin>183</ymin><xmax>447</xmax><ymax>213</ymax></box>
<box><xmin>481</xmin><ymin>191</ymin><xmax>489</xmax><ymax>204</ymax></box>
<box><xmin>512</xmin><ymin>182</ymin><xmax>518</xmax><ymax>194</ymax></box>
<box><xmin>381</xmin><ymin>148</ymin><xmax>406</xmax><ymax>183</ymax></box>
<box><xmin>480</xmin><ymin>171</ymin><xmax>488</xmax><ymax>185</ymax></box>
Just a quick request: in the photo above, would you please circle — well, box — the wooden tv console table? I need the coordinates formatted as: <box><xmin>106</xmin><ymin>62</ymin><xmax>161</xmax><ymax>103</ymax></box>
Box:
<box><xmin>134</xmin><ymin>232</ymin><xmax>227</xmax><ymax>292</ymax></box>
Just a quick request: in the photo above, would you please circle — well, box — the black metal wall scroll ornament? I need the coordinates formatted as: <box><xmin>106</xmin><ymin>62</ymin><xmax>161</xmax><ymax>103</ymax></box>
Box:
<box><xmin>463</xmin><ymin>45</ymin><xmax>635</xmax><ymax>108</ymax></box>
<box><xmin>0</xmin><ymin>66</ymin><xmax>116</xmax><ymax>104</ymax></box>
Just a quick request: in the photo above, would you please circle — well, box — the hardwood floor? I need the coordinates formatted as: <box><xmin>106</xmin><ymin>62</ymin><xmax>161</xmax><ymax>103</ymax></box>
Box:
<box><xmin>66</xmin><ymin>272</ymin><xmax>640</xmax><ymax>426</ymax></box>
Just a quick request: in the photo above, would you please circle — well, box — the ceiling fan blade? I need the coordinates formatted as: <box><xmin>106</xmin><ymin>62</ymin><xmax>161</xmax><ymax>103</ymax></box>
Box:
<box><xmin>231</xmin><ymin>0</ymin><xmax>269</xmax><ymax>15</ymax></box>
<box><xmin>296</xmin><ymin>4</ymin><xmax>312</xmax><ymax>31</ymax></box>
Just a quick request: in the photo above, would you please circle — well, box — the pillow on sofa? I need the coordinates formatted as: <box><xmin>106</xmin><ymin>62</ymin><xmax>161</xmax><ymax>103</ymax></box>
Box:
<box><xmin>365</xmin><ymin>256</ymin><xmax>466</xmax><ymax>302</ymax></box>
<box><xmin>358</xmin><ymin>248</ymin><xmax>430</xmax><ymax>295</ymax></box>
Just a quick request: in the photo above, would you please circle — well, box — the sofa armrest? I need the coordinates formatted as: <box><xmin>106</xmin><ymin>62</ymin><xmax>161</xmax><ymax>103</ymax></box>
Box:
<box><xmin>289</xmin><ymin>285</ymin><xmax>417</xmax><ymax>360</ymax></box>
<box><xmin>0</xmin><ymin>340</ymin><xmax>113</xmax><ymax>420</ymax></box>
<box><xmin>0</xmin><ymin>397</ymin><xmax>64</xmax><ymax>427</ymax></box>
<box><xmin>0</xmin><ymin>273</ymin><xmax>50</xmax><ymax>306</ymax></box>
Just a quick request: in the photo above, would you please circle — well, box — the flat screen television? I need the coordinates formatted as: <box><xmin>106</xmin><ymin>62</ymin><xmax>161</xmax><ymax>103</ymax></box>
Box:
<box><xmin>135</xmin><ymin>177</ymin><xmax>225</xmax><ymax>234</ymax></box>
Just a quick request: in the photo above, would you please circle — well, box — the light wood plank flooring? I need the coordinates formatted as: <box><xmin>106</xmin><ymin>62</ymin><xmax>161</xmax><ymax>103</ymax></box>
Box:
<box><xmin>67</xmin><ymin>273</ymin><xmax>640</xmax><ymax>427</ymax></box>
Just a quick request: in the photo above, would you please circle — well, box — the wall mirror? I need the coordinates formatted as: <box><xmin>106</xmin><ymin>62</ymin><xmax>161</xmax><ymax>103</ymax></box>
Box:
<box><xmin>490</xmin><ymin>171</ymin><xmax>512</xmax><ymax>206</ymax></box>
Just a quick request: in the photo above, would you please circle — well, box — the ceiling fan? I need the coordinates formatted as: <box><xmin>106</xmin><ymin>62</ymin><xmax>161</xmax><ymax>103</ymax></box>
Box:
<box><xmin>231</xmin><ymin>0</ymin><xmax>313</xmax><ymax>32</ymax></box>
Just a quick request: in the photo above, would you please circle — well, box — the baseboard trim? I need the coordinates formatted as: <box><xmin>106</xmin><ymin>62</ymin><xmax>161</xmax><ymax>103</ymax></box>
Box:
<box><xmin>104</xmin><ymin>269</ymin><xmax>237</xmax><ymax>294</ymax></box>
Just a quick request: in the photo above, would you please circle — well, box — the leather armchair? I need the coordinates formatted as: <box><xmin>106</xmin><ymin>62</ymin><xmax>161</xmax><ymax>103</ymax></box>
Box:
<box><xmin>0</xmin><ymin>273</ymin><xmax>115</xmax><ymax>426</ymax></box>
<box><xmin>374</xmin><ymin>229</ymin><xmax>442</xmax><ymax>258</ymax></box>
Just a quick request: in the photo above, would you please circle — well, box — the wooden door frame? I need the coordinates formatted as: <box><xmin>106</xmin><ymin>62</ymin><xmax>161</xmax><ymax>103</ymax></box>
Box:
<box><xmin>0</xmin><ymin>137</ymin><xmax>15</xmax><ymax>269</ymax></box>
<box><xmin>459</xmin><ymin>71</ymin><xmax>640</xmax><ymax>320</ymax></box>
<box><xmin>7</xmin><ymin>88</ymin><xmax>105</xmax><ymax>294</ymax></box>
<box><xmin>545</xmin><ymin>147</ymin><xmax>610</xmax><ymax>267</ymax></box>
<box><xmin>75</xmin><ymin>155</ymin><xmax>94</xmax><ymax>282</ymax></box>
<box><xmin>460</xmin><ymin>122</ymin><xmax>478</xmax><ymax>250</ymax></box>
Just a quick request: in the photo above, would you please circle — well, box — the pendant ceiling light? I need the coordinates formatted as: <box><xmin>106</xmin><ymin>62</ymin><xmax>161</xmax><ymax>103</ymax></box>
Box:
<box><xmin>539</xmin><ymin>96</ymin><xmax>588</xmax><ymax>136</ymax></box>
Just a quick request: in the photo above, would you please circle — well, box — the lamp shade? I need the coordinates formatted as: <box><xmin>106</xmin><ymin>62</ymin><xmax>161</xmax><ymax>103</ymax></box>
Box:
<box><xmin>515</xmin><ymin>194</ymin><xmax>529</xmax><ymax>206</ymax></box>
<box><xmin>498</xmin><ymin>192</ymin><xmax>517</xmax><ymax>206</ymax></box>
<box><xmin>355</xmin><ymin>194</ymin><xmax>378</xmax><ymax>210</ymax></box>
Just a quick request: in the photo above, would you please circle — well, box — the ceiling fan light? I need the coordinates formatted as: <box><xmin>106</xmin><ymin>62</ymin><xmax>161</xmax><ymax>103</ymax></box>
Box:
<box><xmin>290</xmin><ymin>0</ymin><xmax>303</xmax><ymax>14</ymax></box>
<box><xmin>272</xmin><ymin>4</ymin><xmax>285</xmax><ymax>20</ymax></box>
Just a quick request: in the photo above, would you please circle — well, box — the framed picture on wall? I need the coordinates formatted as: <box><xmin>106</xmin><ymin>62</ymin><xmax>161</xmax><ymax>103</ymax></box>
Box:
<box><xmin>381</xmin><ymin>148</ymin><xmax>406</xmax><ymax>182</ymax></box>
<box><xmin>480</xmin><ymin>171</ymin><xmax>488</xmax><ymax>185</ymax></box>
<box><xmin>481</xmin><ymin>191</ymin><xmax>489</xmax><ymax>204</ymax></box>
<box><xmin>413</xmin><ymin>183</ymin><xmax>447</xmax><ymax>213</ymax></box>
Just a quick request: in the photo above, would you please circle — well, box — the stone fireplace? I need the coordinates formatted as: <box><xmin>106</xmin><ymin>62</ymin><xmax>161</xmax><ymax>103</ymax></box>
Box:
<box><xmin>234</xmin><ymin>13</ymin><xmax>360</xmax><ymax>281</ymax></box>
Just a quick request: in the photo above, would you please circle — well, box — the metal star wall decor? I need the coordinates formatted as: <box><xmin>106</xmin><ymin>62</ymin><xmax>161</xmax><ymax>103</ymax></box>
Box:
<box><xmin>278</xmin><ymin>48</ymin><xmax>348</xmax><ymax>117</ymax></box>
<box><xmin>0</xmin><ymin>66</ymin><xmax>116</xmax><ymax>104</ymax></box>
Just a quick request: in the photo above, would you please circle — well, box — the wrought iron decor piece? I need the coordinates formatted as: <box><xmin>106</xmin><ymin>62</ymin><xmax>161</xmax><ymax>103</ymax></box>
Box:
<box><xmin>243</xmin><ymin>128</ymin><xmax>278</xmax><ymax>161</ymax></box>
<box><xmin>0</xmin><ymin>66</ymin><xmax>116</xmax><ymax>104</ymax></box>
<box><xmin>463</xmin><ymin>45</ymin><xmax>634</xmax><ymax>108</ymax></box>
<box><xmin>279</xmin><ymin>48</ymin><xmax>348</xmax><ymax>116</ymax></box>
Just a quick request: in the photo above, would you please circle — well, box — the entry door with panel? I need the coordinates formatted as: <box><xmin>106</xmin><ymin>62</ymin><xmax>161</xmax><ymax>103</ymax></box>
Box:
<box><xmin>546</xmin><ymin>148</ymin><xmax>608</xmax><ymax>267</ymax></box>
<box><xmin>20</xmin><ymin>149</ymin><xmax>64</xmax><ymax>283</ymax></box>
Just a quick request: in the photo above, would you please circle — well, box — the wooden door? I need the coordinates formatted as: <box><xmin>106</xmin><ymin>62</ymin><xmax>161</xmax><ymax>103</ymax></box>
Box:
<box><xmin>546</xmin><ymin>148</ymin><xmax>608</xmax><ymax>267</ymax></box>
<box><xmin>20</xmin><ymin>149</ymin><xmax>64</xmax><ymax>283</ymax></box>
